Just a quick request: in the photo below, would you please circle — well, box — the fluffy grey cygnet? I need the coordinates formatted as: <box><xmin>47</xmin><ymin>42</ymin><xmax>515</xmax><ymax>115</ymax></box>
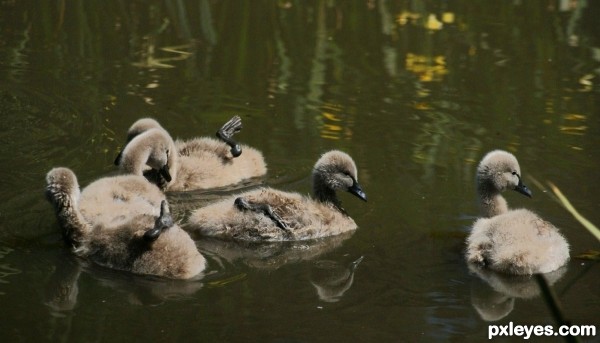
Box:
<box><xmin>45</xmin><ymin>167</ymin><xmax>205</xmax><ymax>279</ymax></box>
<box><xmin>115</xmin><ymin>116</ymin><xmax>267</xmax><ymax>191</ymax></box>
<box><xmin>466</xmin><ymin>150</ymin><xmax>569</xmax><ymax>275</ymax></box>
<box><xmin>186</xmin><ymin>150</ymin><xmax>367</xmax><ymax>241</ymax></box>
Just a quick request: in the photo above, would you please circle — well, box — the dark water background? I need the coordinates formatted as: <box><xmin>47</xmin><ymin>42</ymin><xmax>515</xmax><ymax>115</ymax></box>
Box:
<box><xmin>0</xmin><ymin>1</ymin><xmax>599</xmax><ymax>342</ymax></box>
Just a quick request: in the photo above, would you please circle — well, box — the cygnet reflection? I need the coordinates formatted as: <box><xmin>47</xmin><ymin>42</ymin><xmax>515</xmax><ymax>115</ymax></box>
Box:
<box><xmin>310</xmin><ymin>256</ymin><xmax>364</xmax><ymax>302</ymax></box>
<box><xmin>469</xmin><ymin>263</ymin><xmax>567</xmax><ymax>321</ymax></box>
<box><xmin>44</xmin><ymin>254</ymin><xmax>82</xmax><ymax>314</ymax></box>
<box><xmin>44</xmin><ymin>256</ymin><xmax>205</xmax><ymax>308</ymax></box>
<box><xmin>195</xmin><ymin>230</ymin><xmax>355</xmax><ymax>270</ymax></box>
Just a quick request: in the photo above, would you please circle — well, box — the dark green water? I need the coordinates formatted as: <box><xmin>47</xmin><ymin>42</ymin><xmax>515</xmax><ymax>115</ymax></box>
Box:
<box><xmin>1</xmin><ymin>1</ymin><xmax>598</xmax><ymax>342</ymax></box>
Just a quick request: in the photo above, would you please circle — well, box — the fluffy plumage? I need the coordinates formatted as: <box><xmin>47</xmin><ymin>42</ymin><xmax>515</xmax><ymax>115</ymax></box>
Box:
<box><xmin>186</xmin><ymin>150</ymin><xmax>367</xmax><ymax>241</ymax></box>
<box><xmin>466</xmin><ymin>150</ymin><xmax>569</xmax><ymax>275</ymax></box>
<box><xmin>116</xmin><ymin>117</ymin><xmax>267</xmax><ymax>191</ymax></box>
<box><xmin>45</xmin><ymin>167</ymin><xmax>205</xmax><ymax>279</ymax></box>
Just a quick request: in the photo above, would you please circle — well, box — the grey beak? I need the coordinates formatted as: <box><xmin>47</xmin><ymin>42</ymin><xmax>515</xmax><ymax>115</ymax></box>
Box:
<box><xmin>114</xmin><ymin>150</ymin><xmax>123</xmax><ymax>166</ymax></box>
<box><xmin>348</xmin><ymin>181</ymin><xmax>367</xmax><ymax>202</ymax></box>
<box><xmin>159</xmin><ymin>165</ymin><xmax>172</xmax><ymax>183</ymax></box>
<box><xmin>514</xmin><ymin>181</ymin><xmax>532</xmax><ymax>198</ymax></box>
<box><xmin>143</xmin><ymin>200</ymin><xmax>174</xmax><ymax>242</ymax></box>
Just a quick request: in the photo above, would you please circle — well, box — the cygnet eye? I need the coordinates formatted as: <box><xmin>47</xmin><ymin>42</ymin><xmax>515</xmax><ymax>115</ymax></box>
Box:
<box><xmin>511</xmin><ymin>171</ymin><xmax>517</xmax><ymax>175</ymax></box>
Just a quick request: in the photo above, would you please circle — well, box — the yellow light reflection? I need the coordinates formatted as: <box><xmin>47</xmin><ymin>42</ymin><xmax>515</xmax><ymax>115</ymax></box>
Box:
<box><xmin>564</xmin><ymin>113</ymin><xmax>586</xmax><ymax>121</ymax></box>
<box><xmin>579</xmin><ymin>74</ymin><xmax>594</xmax><ymax>92</ymax></box>
<box><xmin>395</xmin><ymin>11</ymin><xmax>455</xmax><ymax>30</ymax></box>
<box><xmin>413</xmin><ymin>102</ymin><xmax>432</xmax><ymax>110</ymax></box>
<box><xmin>396</xmin><ymin>11</ymin><xmax>421</xmax><ymax>26</ymax></box>
<box><xmin>425</xmin><ymin>14</ymin><xmax>443</xmax><ymax>30</ymax></box>
<box><xmin>559</xmin><ymin>126</ymin><xmax>587</xmax><ymax>135</ymax></box>
<box><xmin>322</xmin><ymin>112</ymin><xmax>342</xmax><ymax>122</ymax></box>
<box><xmin>405</xmin><ymin>53</ymin><xmax>449</xmax><ymax>82</ymax></box>
<box><xmin>319</xmin><ymin>105</ymin><xmax>352</xmax><ymax>141</ymax></box>
<box><xmin>556</xmin><ymin>112</ymin><xmax>587</xmax><ymax>135</ymax></box>
<box><xmin>132</xmin><ymin>43</ymin><xmax>194</xmax><ymax>69</ymax></box>
<box><xmin>441</xmin><ymin>12</ymin><xmax>455</xmax><ymax>24</ymax></box>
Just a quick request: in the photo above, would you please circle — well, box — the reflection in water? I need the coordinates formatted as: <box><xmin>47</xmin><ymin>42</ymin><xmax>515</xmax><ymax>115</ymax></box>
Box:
<box><xmin>44</xmin><ymin>255</ymin><xmax>82</xmax><ymax>315</ymax></box>
<box><xmin>197</xmin><ymin>232</ymin><xmax>361</xmax><ymax>302</ymax></box>
<box><xmin>0</xmin><ymin>246</ymin><xmax>20</xmax><ymax>295</ymax></box>
<box><xmin>405</xmin><ymin>53</ymin><xmax>448</xmax><ymax>83</ymax></box>
<box><xmin>132</xmin><ymin>41</ymin><xmax>194</xmax><ymax>70</ymax></box>
<box><xmin>0</xmin><ymin>0</ymin><xmax>599</xmax><ymax>341</ymax></box>
<box><xmin>89</xmin><ymin>267</ymin><xmax>204</xmax><ymax>306</ymax></box>
<box><xmin>310</xmin><ymin>256</ymin><xmax>363</xmax><ymax>303</ymax></box>
<box><xmin>559</xmin><ymin>113</ymin><xmax>588</xmax><ymax>136</ymax></box>
<box><xmin>468</xmin><ymin>264</ymin><xmax>567</xmax><ymax>322</ymax></box>
<box><xmin>308</xmin><ymin>2</ymin><xmax>352</xmax><ymax>142</ymax></box>
<box><xmin>412</xmin><ymin>111</ymin><xmax>483</xmax><ymax>185</ymax></box>
<box><xmin>44</xmin><ymin>255</ymin><xmax>205</xmax><ymax>309</ymax></box>
<box><xmin>43</xmin><ymin>253</ymin><xmax>81</xmax><ymax>342</ymax></box>
<box><xmin>1</xmin><ymin>25</ymin><xmax>30</xmax><ymax>83</ymax></box>
<box><xmin>196</xmin><ymin>231</ymin><xmax>354</xmax><ymax>270</ymax></box>
<box><xmin>196</xmin><ymin>232</ymin><xmax>361</xmax><ymax>303</ymax></box>
<box><xmin>319</xmin><ymin>103</ymin><xmax>353</xmax><ymax>141</ymax></box>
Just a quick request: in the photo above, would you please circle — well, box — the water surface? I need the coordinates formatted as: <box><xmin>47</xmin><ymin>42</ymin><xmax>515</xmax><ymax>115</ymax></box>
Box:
<box><xmin>1</xmin><ymin>1</ymin><xmax>599</xmax><ymax>342</ymax></box>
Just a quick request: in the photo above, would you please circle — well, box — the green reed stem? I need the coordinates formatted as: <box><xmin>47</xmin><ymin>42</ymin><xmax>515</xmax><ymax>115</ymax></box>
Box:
<box><xmin>548</xmin><ymin>182</ymin><xmax>600</xmax><ymax>242</ymax></box>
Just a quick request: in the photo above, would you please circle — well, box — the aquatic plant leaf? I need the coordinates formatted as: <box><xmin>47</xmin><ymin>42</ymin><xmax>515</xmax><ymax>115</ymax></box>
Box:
<box><xmin>207</xmin><ymin>273</ymin><xmax>247</xmax><ymax>288</ymax></box>
<box><xmin>574</xmin><ymin>250</ymin><xmax>600</xmax><ymax>261</ymax></box>
<box><xmin>548</xmin><ymin>182</ymin><xmax>600</xmax><ymax>242</ymax></box>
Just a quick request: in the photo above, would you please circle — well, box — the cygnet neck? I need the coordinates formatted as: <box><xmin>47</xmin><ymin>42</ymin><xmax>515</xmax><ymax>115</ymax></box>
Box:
<box><xmin>312</xmin><ymin>174</ymin><xmax>342</xmax><ymax>210</ymax></box>
<box><xmin>121</xmin><ymin>148</ymin><xmax>151</xmax><ymax>176</ymax></box>
<box><xmin>477</xmin><ymin>180</ymin><xmax>508</xmax><ymax>218</ymax></box>
<box><xmin>121</xmin><ymin>130</ymin><xmax>178</xmax><ymax>181</ymax></box>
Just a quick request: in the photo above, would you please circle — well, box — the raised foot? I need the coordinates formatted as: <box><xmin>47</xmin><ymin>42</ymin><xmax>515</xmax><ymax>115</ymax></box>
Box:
<box><xmin>234</xmin><ymin>197</ymin><xmax>289</xmax><ymax>232</ymax></box>
<box><xmin>216</xmin><ymin>115</ymin><xmax>243</xmax><ymax>157</ymax></box>
<box><xmin>144</xmin><ymin>200</ymin><xmax>175</xmax><ymax>242</ymax></box>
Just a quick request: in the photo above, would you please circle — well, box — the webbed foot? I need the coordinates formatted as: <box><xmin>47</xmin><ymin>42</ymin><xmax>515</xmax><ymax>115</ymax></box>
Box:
<box><xmin>234</xmin><ymin>197</ymin><xmax>289</xmax><ymax>232</ymax></box>
<box><xmin>216</xmin><ymin>115</ymin><xmax>243</xmax><ymax>157</ymax></box>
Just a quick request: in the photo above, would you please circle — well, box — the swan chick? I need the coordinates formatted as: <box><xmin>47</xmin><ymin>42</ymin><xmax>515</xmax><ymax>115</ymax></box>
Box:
<box><xmin>186</xmin><ymin>150</ymin><xmax>367</xmax><ymax>241</ymax></box>
<box><xmin>116</xmin><ymin>117</ymin><xmax>267</xmax><ymax>191</ymax></box>
<box><xmin>45</xmin><ymin>167</ymin><xmax>205</xmax><ymax>279</ymax></box>
<box><xmin>466</xmin><ymin>150</ymin><xmax>569</xmax><ymax>275</ymax></box>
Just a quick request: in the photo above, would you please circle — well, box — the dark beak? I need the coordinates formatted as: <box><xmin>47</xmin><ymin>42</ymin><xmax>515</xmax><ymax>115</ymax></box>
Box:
<box><xmin>114</xmin><ymin>150</ymin><xmax>123</xmax><ymax>166</ymax></box>
<box><xmin>348</xmin><ymin>181</ymin><xmax>367</xmax><ymax>202</ymax></box>
<box><xmin>159</xmin><ymin>165</ymin><xmax>172</xmax><ymax>183</ymax></box>
<box><xmin>514</xmin><ymin>180</ymin><xmax>532</xmax><ymax>198</ymax></box>
<box><xmin>144</xmin><ymin>200</ymin><xmax>174</xmax><ymax>242</ymax></box>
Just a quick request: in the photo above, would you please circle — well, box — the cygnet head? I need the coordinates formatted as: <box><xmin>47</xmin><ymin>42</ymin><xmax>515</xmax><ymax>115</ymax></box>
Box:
<box><xmin>312</xmin><ymin>150</ymin><xmax>367</xmax><ymax>204</ymax></box>
<box><xmin>477</xmin><ymin>150</ymin><xmax>532</xmax><ymax>198</ymax></box>
<box><xmin>115</xmin><ymin>118</ymin><xmax>164</xmax><ymax>165</ymax></box>
<box><xmin>119</xmin><ymin>128</ymin><xmax>176</xmax><ymax>183</ymax></box>
<box><xmin>125</xmin><ymin>118</ymin><xmax>163</xmax><ymax>141</ymax></box>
